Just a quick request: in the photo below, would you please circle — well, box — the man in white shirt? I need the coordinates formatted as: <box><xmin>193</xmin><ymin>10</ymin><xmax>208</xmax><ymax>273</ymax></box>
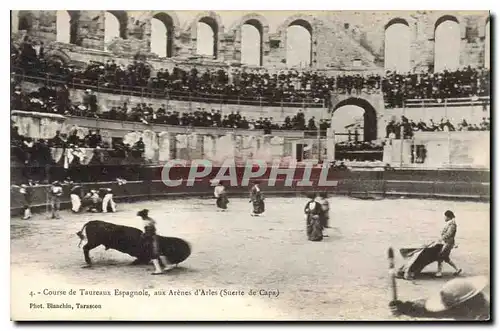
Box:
<box><xmin>214</xmin><ymin>181</ymin><xmax>228</xmax><ymax>211</ymax></box>
<box><xmin>49</xmin><ymin>181</ymin><xmax>63</xmax><ymax>219</ymax></box>
<box><xmin>137</xmin><ymin>209</ymin><xmax>172</xmax><ymax>275</ymax></box>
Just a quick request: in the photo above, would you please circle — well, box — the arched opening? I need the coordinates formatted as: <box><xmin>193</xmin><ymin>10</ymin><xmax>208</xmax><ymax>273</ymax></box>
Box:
<box><xmin>17</xmin><ymin>11</ymin><xmax>33</xmax><ymax>32</ymax></box>
<box><xmin>151</xmin><ymin>13</ymin><xmax>174</xmax><ymax>58</ymax></box>
<box><xmin>196</xmin><ymin>17</ymin><xmax>218</xmax><ymax>58</ymax></box>
<box><xmin>105</xmin><ymin>11</ymin><xmax>127</xmax><ymax>50</ymax></box>
<box><xmin>485</xmin><ymin>18</ymin><xmax>490</xmax><ymax>69</ymax></box>
<box><xmin>331</xmin><ymin>105</ymin><xmax>365</xmax><ymax>142</ymax></box>
<box><xmin>434</xmin><ymin>16</ymin><xmax>461</xmax><ymax>72</ymax></box>
<box><xmin>241</xmin><ymin>19</ymin><xmax>263</xmax><ymax>66</ymax></box>
<box><xmin>384</xmin><ymin>18</ymin><xmax>410</xmax><ymax>73</ymax></box>
<box><xmin>286</xmin><ymin>19</ymin><xmax>312</xmax><ymax>68</ymax></box>
<box><xmin>56</xmin><ymin>11</ymin><xmax>71</xmax><ymax>43</ymax></box>
<box><xmin>332</xmin><ymin>98</ymin><xmax>378</xmax><ymax>141</ymax></box>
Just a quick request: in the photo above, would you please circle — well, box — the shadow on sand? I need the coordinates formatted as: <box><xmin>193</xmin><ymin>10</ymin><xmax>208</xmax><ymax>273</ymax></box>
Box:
<box><xmin>397</xmin><ymin>271</ymin><xmax>461</xmax><ymax>282</ymax></box>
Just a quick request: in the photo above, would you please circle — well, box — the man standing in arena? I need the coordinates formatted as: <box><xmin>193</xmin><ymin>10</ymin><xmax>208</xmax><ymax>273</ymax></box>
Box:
<box><xmin>315</xmin><ymin>191</ymin><xmax>330</xmax><ymax>236</ymax></box>
<box><xmin>49</xmin><ymin>181</ymin><xmax>63</xmax><ymax>219</ymax></box>
<box><xmin>67</xmin><ymin>179</ymin><xmax>83</xmax><ymax>213</ymax></box>
<box><xmin>304</xmin><ymin>192</ymin><xmax>323</xmax><ymax>241</ymax></box>
<box><xmin>436</xmin><ymin>210</ymin><xmax>462</xmax><ymax>277</ymax></box>
<box><xmin>249</xmin><ymin>180</ymin><xmax>265</xmax><ymax>216</ymax></box>
<box><xmin>12</xmin><ymin>179</ymin><xmax>36</xmax><ymax>220</ymax></box>
<box><xmin>137</xmin><ymin>209</ymin><xmax>172</xmax><ymax>275</ymax></box>
<box><xmin>214</xmin><ymin>181</ymin><xmax>229</xmax><ymax>211</ymax></box>
<box><xmin>100</xmin><ymin>186</ymin><xmax>117</xmax><ymax>213</ymax></box>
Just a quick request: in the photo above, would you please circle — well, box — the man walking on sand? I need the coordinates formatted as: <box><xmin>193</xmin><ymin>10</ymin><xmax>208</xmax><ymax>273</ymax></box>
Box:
<box><xmin>137</xmin><ymin>209</ymin><xmax>173</xmax><ymax>275</ymax></box>
<box><xmin>436</xmin><ymin>210</ymin><xmax>462</xmax><ymax>278</ymax></box>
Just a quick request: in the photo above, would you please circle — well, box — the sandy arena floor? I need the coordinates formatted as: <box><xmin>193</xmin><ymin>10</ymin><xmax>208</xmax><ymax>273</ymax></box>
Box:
<box><xmin>10</xmin><ymin>196</ymin><xmax>490</xmax><ymax>321</ymax></box>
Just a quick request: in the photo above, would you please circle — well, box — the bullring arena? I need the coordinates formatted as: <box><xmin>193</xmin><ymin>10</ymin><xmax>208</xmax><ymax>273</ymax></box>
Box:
<box><xmin>11</xmin><ymin>195</ymin><xmax>490</xmax><ymax>320</ymax></box>
<box><xmin>10</xmin><ymin>10</ymin><xmax>490</xmax><ymax>321</ymax></box>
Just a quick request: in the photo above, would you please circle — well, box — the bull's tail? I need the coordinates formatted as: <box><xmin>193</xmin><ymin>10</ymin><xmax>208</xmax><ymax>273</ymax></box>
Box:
<box><xmin>76</xmin><ymin>222</ymin><xmax>89</xmax><ymax>248</ymax></box>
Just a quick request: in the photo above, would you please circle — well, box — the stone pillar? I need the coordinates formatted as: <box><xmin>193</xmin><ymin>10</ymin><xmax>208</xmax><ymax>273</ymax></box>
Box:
<box><xmin>231</xmin><ymin>32</ymin><xmax>241</xmax><ymax>62</ymax></box>
<box><xmin>326</xmin><ymin>129</ymin><xmax>336</xmax><ymax>162</ymax></box>
<box><xmin>261</xmin><ymin>25</ymin><xmax>270</xmax><ymax>66</ymax></box>
<box><xmin>197</xmin><ymin>134</ymin><xmax>204</xmax><ymax>159</ymax></box>
<box><xmin>79</xmin><ymin>10</ymin><xmax>105</xmax><ymax>50</ymax></box>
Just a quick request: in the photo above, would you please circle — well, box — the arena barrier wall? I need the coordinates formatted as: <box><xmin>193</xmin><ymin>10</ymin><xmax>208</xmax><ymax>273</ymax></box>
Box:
<box><xmin>10</xmin><ymin>167</ymin><xmax>490</xmax><ymax>215</ymax></box>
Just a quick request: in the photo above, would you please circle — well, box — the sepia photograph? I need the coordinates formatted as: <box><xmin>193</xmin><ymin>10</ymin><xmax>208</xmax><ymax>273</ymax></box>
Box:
<box><xmin>9</xmin><ymin>7</ymin><xmax>491</xmax><ymax>322</ymax></box>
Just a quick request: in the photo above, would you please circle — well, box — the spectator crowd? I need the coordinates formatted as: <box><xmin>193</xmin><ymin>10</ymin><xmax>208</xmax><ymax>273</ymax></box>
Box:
<box><xmin>385</xmin><ymin>116</ymin><xmax>490</xmax><ymax>139</ymax></box>
<box><xmin>10</xmin><ymin>81</ymin><xmax>331</xmax><ymax>134</ymax></box>
<box><xmin>11</xmin><ymin>117</ymin><xmax>146</xmax><ymax>170</ymax></box>
<box><xmin>10</xmin><ymin>36</ymin><xmax>491</xmax><ymax>168</ymax></box>
<box><xmin>382</xmin><ymin>68</ymin><xmax>490</xmax><ymax>108</ymax></box>
<box><xmin>11</xmin><ymin>37</ymin><xmax>491</xmax><ymax>112</ymax></box>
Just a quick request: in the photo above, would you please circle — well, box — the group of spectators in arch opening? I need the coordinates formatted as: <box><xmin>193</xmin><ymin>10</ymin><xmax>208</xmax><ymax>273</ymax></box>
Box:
<box><xmin>11</xmin><ymin>38</ymin><xmax>490</xmax><ymax>110</ymax></box>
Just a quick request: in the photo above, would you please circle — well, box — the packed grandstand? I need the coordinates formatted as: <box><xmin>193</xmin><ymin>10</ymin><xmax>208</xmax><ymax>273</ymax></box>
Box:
<box><xmin>10</xmin><ymin>11</ymin><xmax>491</xmax><ymax>184</ymax></box>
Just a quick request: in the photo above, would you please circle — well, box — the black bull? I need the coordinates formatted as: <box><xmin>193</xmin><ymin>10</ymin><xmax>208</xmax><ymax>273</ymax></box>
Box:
<box><xmin>76</xmin><ymin>221</ymin><xmax>191</xmax><ymax>266</ymax></box>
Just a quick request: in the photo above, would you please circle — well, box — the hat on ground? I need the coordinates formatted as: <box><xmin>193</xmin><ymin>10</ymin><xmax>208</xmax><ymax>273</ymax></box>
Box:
<box><xmin>425</xmin><ymin>276</ymin><xmax>489</xmax><ymax>312</ymax></box>
<box><xmin>137</xmin><ymin>209</ymin><xmax>149</xmax><ymax>218</ymax></box>
<box><xmin>445</xmin><ymin>210</ymin><xmax>455</xmax><ymax>219</ymax></box>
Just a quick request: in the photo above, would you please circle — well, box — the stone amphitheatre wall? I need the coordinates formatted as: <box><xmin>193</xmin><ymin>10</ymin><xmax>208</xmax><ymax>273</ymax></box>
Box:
<box><xmin>11</xmin><ymin>10</ymin><xmax>489</xmax><ymax>72</ymax></box>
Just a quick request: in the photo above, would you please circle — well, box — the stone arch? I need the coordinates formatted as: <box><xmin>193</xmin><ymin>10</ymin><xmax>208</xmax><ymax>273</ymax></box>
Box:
<box><xmin>229</xmin><ymin>13</ymin><xmax>269</xmax><ymax>33</ymax></box>
<box><xmin>233</xmin><ymin>14</ymin><xmax>270</xmax><ymax>66</ymax></box>
<box><xmin>434</xmin><ymin>15</ymin><xmax>462</xmax><ymax>72</ymax></box>
<box><xmin>277</xmin><ymin>14</ymin><xmax>315</xmax><ymax>67</ymax></box>
<box><xmin>56</xmin><ymin>10</ymin><xmax>80</xmax><ymax>45</ymax></box>
<box><xmin>277</xmin><ymin>14</ymin><xmax>315</xmax><ymax>36</ymax></box>
<box><xmin>432</xmin><ymin>14</ymin><xmax>466</xmax><ymax>39</ymax></box>
<box><xmin>384</xmin><ymin>17</ymin><xmax>411</xmax><ymax>73</ymax></box>
<box><xmin>332</xmin><ymin>98</ymin><xmax>378</xmax><ymax>141</ymax></box>
<box><xmin>107</xmin><ymin>10</ymin><xmax>128</xmax><ymax>39</ymax></box>
<box><xmin>188</xmin><ymin>11</ymin><xmax>224</xmax><ymax>36</ymax></box>
<box><xmin>478</xmin><ymin>15</ymin><xmax>490</xmax><ymax>38</ymax></box>
<box><xmin>190</xmin><ymin>11</ymin><xmax>224</xmax><ymax>59</ymax></box>
<box><xmin>151</xmin><ymin>12</ymin><xmax>178</xmax><ymax>58</ymax></box>
<box><xmin>151</xmin><ymin>10</ymin><xmax>181</xmax><ymax>33</ymax></box>
<box><xmin>384</xmin><ymin>17</ymin><xmax>409</xmax><ymax>30</ymax></box>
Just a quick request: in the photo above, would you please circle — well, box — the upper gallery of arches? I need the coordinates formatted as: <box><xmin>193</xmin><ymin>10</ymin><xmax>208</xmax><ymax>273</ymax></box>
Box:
<box><xmin>185</xmin><ymin>11</ymin><xmax>224</xmax><ymax>36</ymax></box>
<box><xmin>151</xmin><ymin>11</ymin><xmax>181</xmax><ymax>33</ymax></box>
<box><xmin>10</xmin><ymin>10</ymin><xmax>490</xmax><ymax>71</ymax></box>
